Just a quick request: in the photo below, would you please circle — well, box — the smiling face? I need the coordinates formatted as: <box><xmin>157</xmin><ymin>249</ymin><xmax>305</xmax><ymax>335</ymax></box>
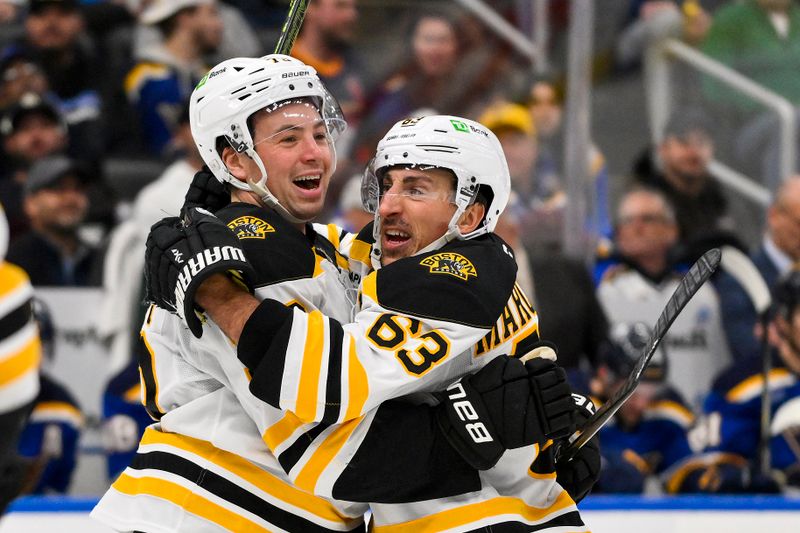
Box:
<box><xmin>377</xmin><ymin>166</ymin><xmax>457</xmax><ymax>266</ymax></box>
<box><xmin>224</xmin><ymin>101</ymin><xmax>333</xmax><ymax>222</ymax></box>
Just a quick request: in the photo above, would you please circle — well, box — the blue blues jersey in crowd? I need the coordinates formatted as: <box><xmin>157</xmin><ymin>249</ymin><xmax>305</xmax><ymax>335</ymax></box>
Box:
<box><xmin>17</xmin><ymin>375</ymin><xmax>82</xmax><ymax>494</ymax></box>
<box><xmin>102</xmin><ymin>358</ymin><xmax>151</xmax><ymax>480</ymax></box>
<box><xmin>701</xmin><ymin>354</ymin><xmax>800</xmax><ymax>473</ymax></box>
<box><xmin>124</xmin><ymin>58</ymin><xmax>202</xmax><ymax>154</ymax></box>
<box><xmin>596</xmin><ymin>387</ymin><xmax>696</xmax><ymax>493</ymax></box>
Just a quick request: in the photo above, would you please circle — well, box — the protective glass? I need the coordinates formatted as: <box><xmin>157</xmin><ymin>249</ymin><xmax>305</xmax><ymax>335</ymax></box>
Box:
<box><xmin>360</xmin><ymin>160</ymin><xmax>456</xmax><ymax>214</ymax></box>
<box><xmin>251</xmin><ymin>98</ymin><xmax>346</xmax><ymax>150</ymax></box>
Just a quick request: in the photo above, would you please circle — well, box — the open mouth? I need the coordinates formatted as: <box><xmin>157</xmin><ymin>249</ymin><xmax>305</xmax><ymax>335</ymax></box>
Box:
<box><xmin>383</xmin><ymin>229</ymin><xmax>410</xmax><ymax>246</ymax></box>
<box><xmin>293</xmin><ymin>175</ymin><xmax>321</xmax><ymax>191</ymax></box>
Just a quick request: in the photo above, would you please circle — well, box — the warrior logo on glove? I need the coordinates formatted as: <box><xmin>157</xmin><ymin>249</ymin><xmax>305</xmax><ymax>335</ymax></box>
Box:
<box><xmin>174</xmin><ymin>246</ymin><xmax>247</xmax><ymax>314</ymax></box>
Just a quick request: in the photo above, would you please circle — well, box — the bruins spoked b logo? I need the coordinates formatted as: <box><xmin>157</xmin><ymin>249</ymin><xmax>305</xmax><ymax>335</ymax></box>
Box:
<box><xmin>227</xmin><ymin>216</ymin><xmax>274</xmax><ymax>239</ymax></box>
<box><xmin>420</xmin><ymin>253</ymin><xmax>477</xmax><ymax>281</ymax></box>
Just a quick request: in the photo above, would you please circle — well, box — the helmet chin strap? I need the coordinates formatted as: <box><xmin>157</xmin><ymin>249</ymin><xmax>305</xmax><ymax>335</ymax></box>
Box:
<box><xmin>244</xmin><ymin>147</ymin><xmax>308</xmax><ymax>225</ymax></box>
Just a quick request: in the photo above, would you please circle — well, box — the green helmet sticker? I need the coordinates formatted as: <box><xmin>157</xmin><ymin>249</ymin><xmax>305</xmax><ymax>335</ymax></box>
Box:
<box><xmin>196</xmin><ymin>74</ymin><xmax>209</xmax><ymax>90</ymax></box>
<box><xmin>450</xmin><ymin>119</ymin><xmax>469</xmax><ymax>133</ymax></box>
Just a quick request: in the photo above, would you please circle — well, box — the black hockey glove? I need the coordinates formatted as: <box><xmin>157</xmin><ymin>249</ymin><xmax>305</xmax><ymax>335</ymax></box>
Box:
<box><xmin>144</xmin><ymin>207</ymin><xmax>256</xmax><ymax>338</ymax></box>
<box><xmin>181</xmin><ymin>166</ymin><xmax>230</xmax><ymax>217</ymax></box>
<box><xmin>555</xmin><ymin>393</ymin><xmax>601</xmax><ymax>503</ymax></box>
<box><xmin>435</xmin><ymin>354</ymin><xmax>576</xmax><ymax>471</ymax></box>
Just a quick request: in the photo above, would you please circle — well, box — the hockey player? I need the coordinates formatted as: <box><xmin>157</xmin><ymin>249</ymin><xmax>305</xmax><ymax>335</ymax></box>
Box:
<box><xmin>94</xmin><ymin>56</ymin><xmax>594</xmax><ymax>532</ymax></box>
<box><xmin>687</xmin><ymin>268</ymin><xmax>800</xmax><ymax>492</ymax></box>
<box><xmin>0</xmin><ymin>203</ymin><xmax>41</xmax><ymax>514</ymax></box>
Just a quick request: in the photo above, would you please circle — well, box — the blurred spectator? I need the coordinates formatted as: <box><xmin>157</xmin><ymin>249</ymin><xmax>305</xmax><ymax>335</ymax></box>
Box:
<box><xmin>0</xmin><ymin>93</ymin><xmax>67</xmax><ymax>239</ymax></box>
<box><xmin>134</xmin><ymin>0</ymin><xmax>261</xmax><ymax>67</ymax></box>
<box><xmin>0</xmin><ymin>1</ymin><xmax>26</xmax><ymax>50</ymax></box>
<box><xmin>330</xmin><ymin>173</ymin><xmax>372</xmax><ymax>234</ymax></box>
<box><xmin>494</xmin><ymin>209</ymin><xmax>609</xmax><ymax>373</ymax></box>
<box><xmin>689</xmin><ymin>267</ymin><xmax>800</xmax><ymax>493</ymax></box>
<box><xmin>527</xmin><ymin>80</ymin><xmax>612</xmax><ymax>240</ymax></box>
<box><xmin>701</xmin><ymin>0</ymin><xmax>800</xmax><ymax>188</ymax></box>
<box><xmin>98</xmin><ymin>104</ymin><xmax>199</xmax><ymax>372</ymax></box>
<box><xmin>291</xmin><ymin>0</ymin><xmax>365</xmax><ymax>165</ymax></box>
<box><xmin>632</xmin><ymin>108</ymin><xmax>735</xmax><ymax>243</ymax></box>
<box><xmin>17</xmin><ymin>298</ymin><xmax>82</xmax><ymax>495</ymax></box>
<box><xmin>101</xmin><ymin>357</ymin><xmax>150</xmax><ymax>482</ymax></box>
<box><xmin>0</xmin><ymin>49</ymin><xmax>49</xmax><ymax>110</ymax></box>
<box><xmin>587</xmin><ymin>322</ymin><xmax>697</xmax><ymax>494</ymax></box>
<box><xmin>479</xmin><ymin>100</ymin><xmax>564</xmax><ymax>251</ymax></box>
<box><xmin>355</xmin><ymin>9</ymin><xmax>506</xmax><ymax>163</ymax></box>
<box><xmin>125</xmin><ymin>0</ymin><xmax>221</xmax><ymax>155</ymax></box>
<box><xmin>715</xmin><ymin>177</ymin><xmax>800</xmax><ymax>361</ymax></box>
<box><xmin>0</xmin><ymin>202</ymin><xmax>40</xmax><ymax>514</ymax></box>
<box><xmin>3</xmin><ymin>0</ymin><xmax>105</xmax><ymax>162</ymax></box>
<box><xmin>6</xmin><ymin>155</ymin><xmax>99</xmax><ymax>286</ymax></box>
<box><xmin>596</xmin><ymin>187</ymin><xmax>732</xmax><ymax>407</ymax></box>
<box><xmin>615</xmin><ymin>0</ymin><xmax>711</xmax><ymax>71</ymax></box>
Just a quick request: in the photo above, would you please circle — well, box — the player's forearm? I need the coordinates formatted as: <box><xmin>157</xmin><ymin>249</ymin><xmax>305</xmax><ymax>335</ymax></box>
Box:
<box><xmin>195</xmin><ymin>274</ymin><xmax>260</xmax><ymax>343</ymax></box>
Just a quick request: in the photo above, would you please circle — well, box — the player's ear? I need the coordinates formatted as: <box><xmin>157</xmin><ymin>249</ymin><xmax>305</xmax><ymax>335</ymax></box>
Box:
<box><xmin>457</xmin><ymin>202</ymin><xmax>486</xmax><ymax>234</ymax></box>
<box><xmin>221</xmin><ymin>146</ymin><xmax>250</xmax><ymax>184</ymax></box>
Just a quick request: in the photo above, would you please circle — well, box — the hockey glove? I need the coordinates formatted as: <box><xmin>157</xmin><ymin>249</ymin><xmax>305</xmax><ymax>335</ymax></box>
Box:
<box><xmin>181</xmin><ymin>166</ymin><xmax>230</xmax><ymax>217</ymax></box>
<box><xmin>435</xmin><ymin>354</ymin><xmax>576</xmax><ymax>471</ymax></box>
<box><xmin>144</xmin><ymin>208</ymin><xmax>256</xmax><ymax>338</ymax></box>
<box><xmin>555</xmin><ymin>393</ymin><xmax>601</xmax><ymax>502</ymax></box>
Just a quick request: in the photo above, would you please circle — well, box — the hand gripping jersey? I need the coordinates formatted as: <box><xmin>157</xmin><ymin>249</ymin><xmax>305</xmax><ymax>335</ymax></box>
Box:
<box><xmin>92</xmin><ymin>203</ymin><xmax>368</xmax><ymax>533</ymax></box>
<box><xmin>94</xmin><ymin>203</ymin><xmax>586</xmax><ymax>532</ymax></box>
<box><xmin>230</xmin><ymin>222</ymin><xmax>586</xmax><ymax>531</ymax></box>
<box><xmin>0</xmin><ymin>260</ymin><xmax>40</xmax><ymax>416</ymax></box>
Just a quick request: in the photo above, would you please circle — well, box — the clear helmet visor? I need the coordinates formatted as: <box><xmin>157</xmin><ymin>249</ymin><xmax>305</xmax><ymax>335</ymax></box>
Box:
<box><xmin>251</xmin><ymin>96</ymin><xmax>346</xmax><ymax>149</ymax></box>
<box><xmin>360</xmin><ymin>159</ymin><xmax>458</xmax><ymax>214</ymax></box>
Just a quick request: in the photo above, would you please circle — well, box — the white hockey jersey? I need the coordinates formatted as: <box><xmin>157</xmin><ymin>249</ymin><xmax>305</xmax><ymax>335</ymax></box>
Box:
<box><xmin>597</xmin><ymin>264</ymin><xmax>733</xmax><ymax>408</ymax></box>
<box><xmin>93</xmin><ymin>202</ymin><xmax>586</xmax><ymax>532</ymax></box>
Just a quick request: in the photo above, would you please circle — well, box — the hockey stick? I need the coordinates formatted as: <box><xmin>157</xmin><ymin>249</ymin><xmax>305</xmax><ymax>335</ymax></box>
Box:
<box><xmin>274</xmin><ymin>0</ymin><xmax>310</xmax><ymax>55</ymax></box>
<box><xmin>558</xmin><ymin>248</ymin><xmax>721</xmax><ymax>462</ymax></box>
<box><xmin>717</xmin><ymin>245</ymin><xmax>773</xmax><ymax>476</ymax></box>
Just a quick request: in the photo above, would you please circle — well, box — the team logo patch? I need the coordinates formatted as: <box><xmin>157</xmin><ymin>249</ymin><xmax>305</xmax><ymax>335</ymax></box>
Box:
<box><xmin>227</xmin><ymin>216</ymin><xmax>274</xmax><ymax>239</ymax></box>
<box><xmin>420</xmin><ymin>253</ymin><xmax>477</xmax><ymax>281</ymax></box>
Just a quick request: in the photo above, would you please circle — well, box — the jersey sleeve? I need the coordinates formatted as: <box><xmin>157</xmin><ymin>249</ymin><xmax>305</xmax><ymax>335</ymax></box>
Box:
<box><xmin>180</xmin><ymin>309</ymin><xmax>482</xmax><ymax>502</ymax></box>
<box><xmin>238</xmin><ymin>237</ymin><xmax>542</xmax><ymax>425</ymax></box>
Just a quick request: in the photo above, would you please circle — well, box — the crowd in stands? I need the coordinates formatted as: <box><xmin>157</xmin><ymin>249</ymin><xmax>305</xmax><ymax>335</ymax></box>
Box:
<box><xmin>1</xmin><ymin>0</ymin><xmax>800</xmax><ymax>507</ymax></box>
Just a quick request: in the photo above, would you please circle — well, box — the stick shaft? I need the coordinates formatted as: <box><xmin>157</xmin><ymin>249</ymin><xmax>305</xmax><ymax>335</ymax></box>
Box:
<box><xmin>559</xmin><ymin>248</ymin><xmax>721</xmax><ymax>461</ymax></box>
<box><xmin>274</xmin><ymin>0</ymin><xmax>310</xmax><ymax>55</ymax></box>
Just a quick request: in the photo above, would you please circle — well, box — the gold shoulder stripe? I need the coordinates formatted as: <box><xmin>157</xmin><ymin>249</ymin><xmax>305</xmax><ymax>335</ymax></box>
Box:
<box><xmin>343</xmin><ymin>336</ymin><xmax>369</xmax><ymax>421</ymax></box>
<box><xmin>295</xmin><ymin>311</ymin><xmax>326</xmax><ymax>423</ymax></box>
<box><xmin>0</xmin><ymin>335</ymin><xmax>40</xmax><ymax>386</ymax></box>
<box><xmin>0</xmin><ymin>262</ymin><xmax>31</xmax><ymax>298</ymax></box>
<box><xmin>349</xmin><ymin>239</ymin><xmax>372</xmax><ymax>266</ymax></box>
<box><xmin>360</xmin><ymin>272</ymin><xmax>378</xmax><ymax>304</ymax></box>
<box><xmin>263</xmin><ymin>411</ymin><xmax>306</xmax><ymax>451</ymax></box>
<box><xmin>295</xmin><ymin>416</ymin><xmax>362</xmax><ymax>493</ymax></box>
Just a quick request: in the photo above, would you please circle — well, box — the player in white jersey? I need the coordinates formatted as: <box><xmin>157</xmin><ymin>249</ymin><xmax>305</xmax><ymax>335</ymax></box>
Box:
<box><xmin>0</xmin><ymin>203</ymin><xmax>41</xmax><ymax>514</ymax></box>
<box><xmin>142</xmin><ymin>111</ymin><xmax>598</xmax><ymax>530</ymax></box>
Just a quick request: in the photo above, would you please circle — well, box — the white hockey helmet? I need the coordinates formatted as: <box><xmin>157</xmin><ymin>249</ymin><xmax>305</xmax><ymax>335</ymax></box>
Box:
<box><xmin>362</xmin><ymin>115</ymin><xmax>510</xmax><ymax>261</ymax></box>
<box><xmin>0</xmin><ymin>203</ymin><xmax>8</xmax><ymax>262</ymax></box>
<box><xmin>190</xmin><ymin>54</ymin><xmax>346</xmax><ymax>221</ymax></box>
